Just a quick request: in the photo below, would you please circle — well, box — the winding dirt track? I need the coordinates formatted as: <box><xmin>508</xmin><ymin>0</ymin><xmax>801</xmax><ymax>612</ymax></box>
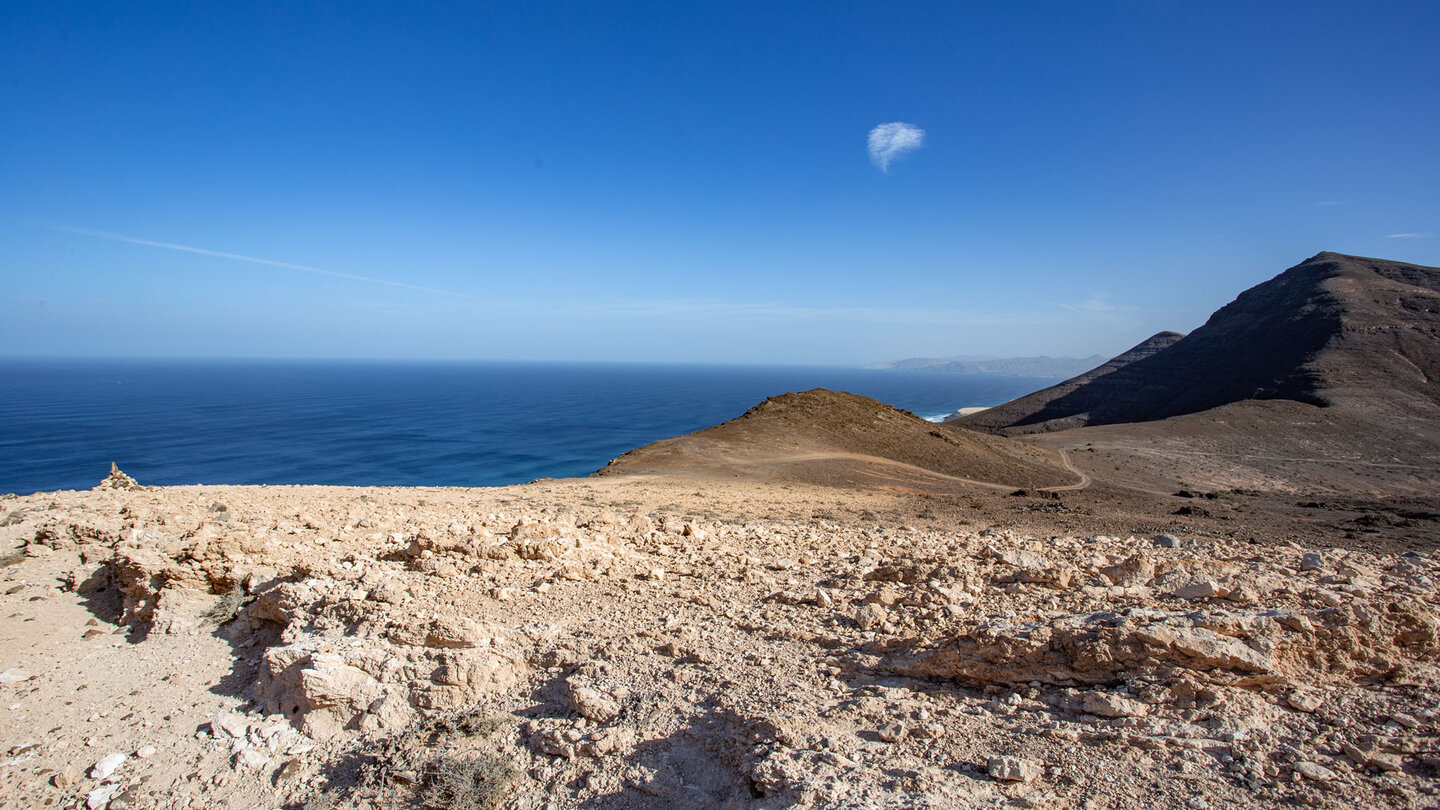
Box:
<box><xmin>1040</xmin><ymin>448</ymin><xmax>1091</xmax><ymax>493</ymax></box>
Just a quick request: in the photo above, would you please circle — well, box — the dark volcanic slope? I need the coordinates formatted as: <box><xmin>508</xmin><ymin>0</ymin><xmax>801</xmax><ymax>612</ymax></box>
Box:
<box><xmin>959</xmin><ymin>252</ymin><xmax>1440</xmax><ymax>435</ymax></box>
<box><xmin>598</xmin><ymin>388</ymin><xmax>1078</xmax><ymax>491</ymax></box>
<box><xmin>953</xmin><ymin>331</ymin><xmax>1185</xmax><ymax>433</ymax></box>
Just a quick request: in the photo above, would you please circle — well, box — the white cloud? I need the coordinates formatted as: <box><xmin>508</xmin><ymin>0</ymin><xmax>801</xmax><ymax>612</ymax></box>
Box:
<box><xmin>1383</xmin><ymin>232</ymin><xmax>1433</xmax><ymax>239</ymax></box>
<box><xmin>867</xmin><ymin>122</ymin><xmax>925</xmax><ymax>173</ymax></box>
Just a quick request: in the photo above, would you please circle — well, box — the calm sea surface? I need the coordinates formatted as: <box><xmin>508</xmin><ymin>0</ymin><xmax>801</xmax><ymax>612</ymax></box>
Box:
<box><xmin>0</xmin><ymin>360</ymin><xmax>1057</xmax><ymax>495</ymax></box>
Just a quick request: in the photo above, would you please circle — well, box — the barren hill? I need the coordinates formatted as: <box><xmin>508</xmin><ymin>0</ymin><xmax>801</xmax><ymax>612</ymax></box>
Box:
<box><xmin>958</xmin><ymin>252</ymin><xmax>1440</xmax><ymax>436</ymax></box>
<box><xmin>598</xmin><ymin>388</ymin><xmax>1079</xmax><ymax>492</ymax></box>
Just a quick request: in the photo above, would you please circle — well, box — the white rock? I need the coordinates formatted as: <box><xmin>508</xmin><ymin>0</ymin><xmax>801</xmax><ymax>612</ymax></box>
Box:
<box><xmin>1294</xmin><ymin>761</ymin><xmax>1336</xmax><ymax>781</ymax></box>
<box><xmin>0</xmin><ymin>668</ymin><xmax>32</xmax><ymax>685</ymax></box>
<box><xmin>1081</xmin><ymin>691</ymin><xmax>1149</xmax><ymax>718</ymax></box>
<box><xmin>86</xmin><ymin>784</ymin><xmax>118</xmax><ymax>810</ymax></box>
<box><xmin>234</xmin><ymin>747</ymin><xmax>270</xmax><ymax>770</ymax></box>
<box><xmin>1171</xmin><ymin>579</ymin><xmax>1224</xmax><ymax>600</ymax></box>
<box><xmin>988</xmin><ymin>755</ymin><xmax>1040</xmax><ymax>783</ymax></box>
<box><xmin>878</xmin><ymin>722</ymin><xmax>906</xmax><ymax>743</ymax></box>
<box><xmin>134</xmin><ymin>745</ymin><xmax>156</xmax><ymax>759</ymax></box>
<box><xmin>89</xmin><ymin>752</ymin><xmax>125</xmax><ymax>779</ymax></box>
<box><xmin>570</xmin><ymin>685</ymin><xmax>621</xmax><ymax>724</ymax></box>
<box><xmin>212</xmin><ymin>710</ymin><xmax>250</xmax><ymax>739</ymax></box>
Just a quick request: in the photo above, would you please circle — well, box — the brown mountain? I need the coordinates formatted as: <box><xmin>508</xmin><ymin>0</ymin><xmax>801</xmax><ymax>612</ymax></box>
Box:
<box><xmin>957</xmin><ymin>252</ymin><xmax>1440</xmax><ymax>436</ymax></box>
<box><xmin>597</xmin><ymin>388</ymin><xmax>1080</xmax><ymax>492</ymax></box>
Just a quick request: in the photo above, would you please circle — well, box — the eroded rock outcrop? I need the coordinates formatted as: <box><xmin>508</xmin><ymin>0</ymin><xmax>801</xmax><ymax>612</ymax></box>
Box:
<box><xmin>896</xmin><ymin>598</ymin><xmax>1440</xmax><ymax>689</ymax></box>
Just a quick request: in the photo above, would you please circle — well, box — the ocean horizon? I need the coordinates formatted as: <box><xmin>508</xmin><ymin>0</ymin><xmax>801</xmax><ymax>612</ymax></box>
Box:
<box><xmin>0</xmin><ymin>358</ymin><xmax>1058</xmax><ymax>496</ymax></box>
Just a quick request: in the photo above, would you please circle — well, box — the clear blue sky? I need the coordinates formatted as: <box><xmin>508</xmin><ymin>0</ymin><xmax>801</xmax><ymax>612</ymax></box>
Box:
<box><xmin>3</xmin><ymin>1</ymin><xmax>1437</xmax><ymax>364</ymax></box>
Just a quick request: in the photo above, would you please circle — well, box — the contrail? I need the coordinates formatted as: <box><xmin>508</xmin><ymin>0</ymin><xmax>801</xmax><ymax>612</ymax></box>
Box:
<box><xmin>53</xmin><ymin>225</ymin><xmax>483</xmax><ymax>300</ymax></box>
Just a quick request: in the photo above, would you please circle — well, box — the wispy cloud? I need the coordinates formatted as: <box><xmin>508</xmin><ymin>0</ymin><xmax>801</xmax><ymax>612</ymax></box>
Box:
<box><xmin>867</xmin><ymin>122</ymin><xmax>925</xmax><ymax>173</ymax></box>
<box><xmin>53</xmin><ymin>225</ymin><xmax>482</xmax><ymax>300</ymax></box>
<box><xmin>1057</xmin><ymin>294</ymin><xmax>1142</xmax><ymax>330</ymax></box>
<box><xmin>1058</xmin><ymin>294</ymin><xmax>1137</xmax><ymax>315</ymax></box>
<box><xmin>585</xmin><ymin>297</ymin><xmax>1034</xmax><ymax>327</ymax></box>
<box><xmin>1383</xmin><ymin>232</ymin><xmax>1433</xmax><ymax>239</ymax></box>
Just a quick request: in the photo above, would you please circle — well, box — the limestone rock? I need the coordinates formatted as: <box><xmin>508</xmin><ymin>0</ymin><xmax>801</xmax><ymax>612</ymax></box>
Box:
<box><xmin>212</xmin><ymin>710</ymin><xmax>251</xmax><ymax>739</ymax></box>
<box><xmin>53</xmin><ymin>764</ymin><xmax>79</xmax><ymax>788</ymax></box>
<box><xmin>855</xmin><ymin>603</ymin><xmax>888</xmax><ymax>631</ymax></box>
<box><xmin>1171</xmin><ymin>579</ymin><xmax>1225</xmax><ymax>600</ymax></box>
<box><xmin>878</xmin><ymin>722</ymin><xmax>907</xmax><ymax>742</ymax></box>
<box><xmin>988</xmin><ymin>756</ymin><xmax>1040</xmax><ymax>783</ymax></box>
<box><xmin>86</xmin><ymin>785</ymin><xmax>119</xmax><ymax>810</ymax></box>
<box><xmin>90</xmin><ymin>752</ymin><xmax>125</xmax><ymax>779</ymax></box>
<box><xmin>570</xmin><ymin>684</ymin><xmax>621</xmax><ymax>724</ymax></box>
<box><xmin>1294</xmin><ymin>761</ymin><xmax>1336</xmax><ymax>781</ymax></box>
<box><xmin>234</xmin><ymin>747</ymin><xmax>270</xmax><ymax>770</ymax></box>
<box><xmin>898</xmin><ymin>610</ymin><xmax>1275</xmax><ymax>687</ymax></box>
<box><xmin>1286</xmin><ymin>689</ymin><xmax>1323</xmax><ymax>713</ymax></box>
<box><xmin>1102</xmin><ymin>553</ymin><xmax>1155</xmax><ymax>587</ymax></box>
<box><xmin>1080</xmin><ymin>691</ymin><xmax>1148</xmax><ymax>718</ymax></box>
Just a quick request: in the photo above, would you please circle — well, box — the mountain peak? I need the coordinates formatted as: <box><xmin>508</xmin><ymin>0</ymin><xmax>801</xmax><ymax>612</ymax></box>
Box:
<box><xmin>958</xmin><ymin>253</ymin><xmax>1440</xmax><ymax>435</ymax></box>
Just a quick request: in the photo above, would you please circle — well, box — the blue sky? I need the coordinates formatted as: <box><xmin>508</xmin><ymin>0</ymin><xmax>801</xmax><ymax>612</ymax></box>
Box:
<box><xmin>2</xmin><ymin>1</ymin><xmax>1437</xmax><ymax>364</ymax></box>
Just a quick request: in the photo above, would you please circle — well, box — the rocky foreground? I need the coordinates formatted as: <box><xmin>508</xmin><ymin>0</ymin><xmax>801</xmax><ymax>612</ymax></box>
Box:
<box><xmin>2</xmin><ymin>469</ymin><xmax>1439</xmax><ymax>809</ymax></box>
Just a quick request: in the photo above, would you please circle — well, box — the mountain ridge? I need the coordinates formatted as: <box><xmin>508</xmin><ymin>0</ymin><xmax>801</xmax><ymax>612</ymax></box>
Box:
<box><xmin>957</xmin><ymin>251</ymin><xmax>1440</xmax><ymax>436</ymax></box>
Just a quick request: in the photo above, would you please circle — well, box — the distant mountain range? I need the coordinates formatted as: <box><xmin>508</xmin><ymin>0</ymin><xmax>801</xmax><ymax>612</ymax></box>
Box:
<box><xmin>874</xmin><ymin>354</ymin><xmax>1108</xmax><ymax>378</ymax></box>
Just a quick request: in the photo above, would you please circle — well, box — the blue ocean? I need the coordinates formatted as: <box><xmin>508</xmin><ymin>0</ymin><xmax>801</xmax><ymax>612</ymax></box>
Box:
<box><xmin>0</xmin><ymin>360</ymin><xmax>1056</xmax><ymax>496</ymax></box>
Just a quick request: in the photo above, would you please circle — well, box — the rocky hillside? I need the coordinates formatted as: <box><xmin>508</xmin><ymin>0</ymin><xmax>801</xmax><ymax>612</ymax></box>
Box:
<box><xmin>957</xmin><ymin>252</ymin><xmax>1440</xmax><ymax>436</ymax></box>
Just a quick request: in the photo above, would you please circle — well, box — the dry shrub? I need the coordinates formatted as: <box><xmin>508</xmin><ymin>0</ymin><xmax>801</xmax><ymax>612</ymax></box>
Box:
<box><xmin>349</xmin><ymin>709</ymin><xmax>519</xmax><ymax>810</ymax></box>
<box><xmin>204</xmin><ymin>585</ymin><xmax>250</xmax><ymax>625</ymax></box>
<box><xmin>415</xmin><ymin>752</ymin><xmax>517</xmax><ymax>810</ymax></box>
